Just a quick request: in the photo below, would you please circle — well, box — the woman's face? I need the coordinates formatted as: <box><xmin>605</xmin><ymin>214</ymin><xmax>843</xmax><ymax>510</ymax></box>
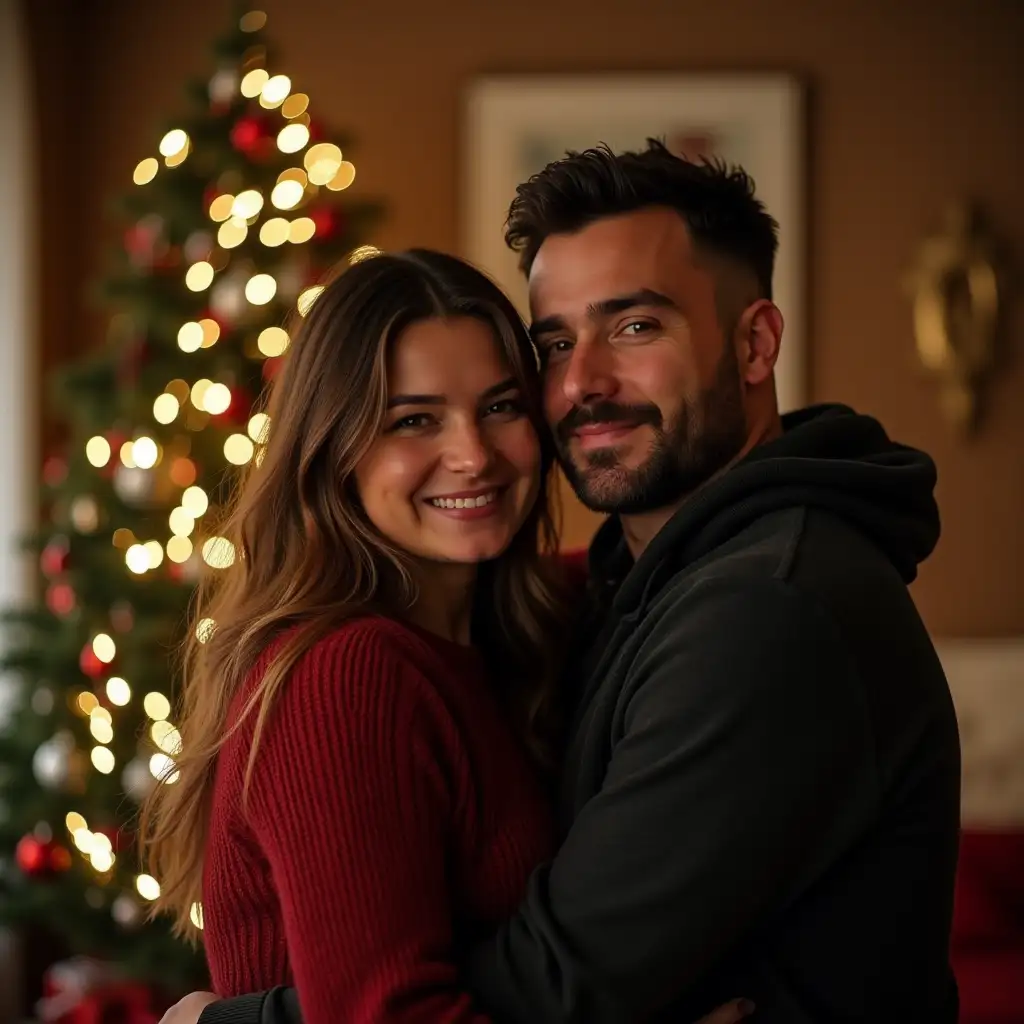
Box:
<box><xmin>354</xmin><ymin>316</ymin><xmax>542</xmax><ymax>565</ymax></box>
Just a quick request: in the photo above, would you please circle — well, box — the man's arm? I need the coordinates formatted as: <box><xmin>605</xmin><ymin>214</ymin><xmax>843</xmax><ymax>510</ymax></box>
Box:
<box><xmin>461</xmin><ymin>578</ymin><xmax>879</xmax><ymax>1023</ymax></box>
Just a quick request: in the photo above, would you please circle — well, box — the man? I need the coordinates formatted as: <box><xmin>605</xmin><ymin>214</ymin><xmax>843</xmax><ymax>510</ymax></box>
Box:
<box><xmin>171</xmin><ymin>141</ymin><xmax>961</xmax><ymax>1022</ymax></box>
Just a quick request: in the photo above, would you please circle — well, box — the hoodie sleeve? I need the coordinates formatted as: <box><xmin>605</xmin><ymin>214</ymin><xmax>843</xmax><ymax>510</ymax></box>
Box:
<box><xmin>461</xmin><ymin>578</ymin><xmax>880</xmax><ymax>1023</ymax></box>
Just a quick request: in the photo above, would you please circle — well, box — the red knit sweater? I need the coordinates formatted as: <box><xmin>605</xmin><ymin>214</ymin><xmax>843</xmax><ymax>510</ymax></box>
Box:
<box><xmin>202</xmin><ymin>616</ymin><xmax>555</xmax><ymax>1023</ymax></box>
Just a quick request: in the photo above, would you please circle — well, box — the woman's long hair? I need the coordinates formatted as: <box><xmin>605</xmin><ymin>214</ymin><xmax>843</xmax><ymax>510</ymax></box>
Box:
<box><xmin>138</xmin><ymin>249</ymin><xmax>570</xmax><ymax>938</ymax></box>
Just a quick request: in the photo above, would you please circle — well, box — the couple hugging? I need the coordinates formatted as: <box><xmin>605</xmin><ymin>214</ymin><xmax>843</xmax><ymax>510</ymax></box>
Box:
<box><xmin>142</xmin><ymin>140</ymin><xmax>961</xmax><ymax>1024</ymax></box>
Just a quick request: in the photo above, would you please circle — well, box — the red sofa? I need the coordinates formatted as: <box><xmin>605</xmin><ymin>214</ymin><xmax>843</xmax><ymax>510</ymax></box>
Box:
<box><xmin>952</xmin><ymin>829</ymin><xmax>1024</xmax><ymax>1023</ymax></box>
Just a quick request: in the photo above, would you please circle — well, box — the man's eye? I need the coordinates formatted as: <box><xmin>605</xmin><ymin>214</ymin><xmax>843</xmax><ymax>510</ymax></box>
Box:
<box><xmin>621</xmin><ymin>321</ymin><xmax>654</xmax><ymax>336</ymax></box>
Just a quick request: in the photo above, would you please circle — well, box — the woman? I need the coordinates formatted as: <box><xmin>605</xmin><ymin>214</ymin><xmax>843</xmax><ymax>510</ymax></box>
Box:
<box><xmin>142</xmin><ymin>249</ymin><xmax>750</xmax><ymax>1024</ymax></box>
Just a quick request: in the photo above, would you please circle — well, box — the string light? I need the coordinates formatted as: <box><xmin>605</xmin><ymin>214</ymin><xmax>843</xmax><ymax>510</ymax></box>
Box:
<box><xmin>196</xmin><ymin>618</ymin><xmax>216</xmax><ymax>643</ymax></box>
<box><xmin>181</xmin><ymin>486</ymin><xmax>209</xmax><ymax>517</ymax></box>
<box><xmin>66</xmin><ymin>812</ymin><xmax>87</xmax><ymax>833</ymax></box>
<box><xmin>133</xmin><ymin>158</ymin><xmax>158</xmax><ymax>185</ymax></box>
<box><xmin>143</xmin><ymin>692</ymin><xmax>171</xmax><ymax>721</ymax></box>
<box><xmin>106</xmin><ymin>677</ymin><xmax>131</xmax><ymax>706</ymax></box>
<box><xmin>239</xmin><ymin>9</ymin><xmax>267</xmax><ymax>32</ymax></box>
<box><xmin>199</xmin><ymin>319</ymin><xmax>221</xmax><ymax>347</ymax></box>
<box><xmin>218</xmin><ymin>218</ymin><xmax>248</xmax><ymax>249</ymax></box>
<box><xmin>85</xmin><ymin>436</ymin><xmax>111</xmax><ymax>468</ymax></box>
<box><xmin>169</xmin><ymin>507</ymin><xmax>195</xmax><ymax>537</ymax></box>
<box><xmin>166</xmin><ymin>536</ymin><xmax>193</xmax><ymax>564</ymax></box>
<box><xmin>126</xmin><ymin>544</ymin><xmax>150</xmax><ymax>575</ymax></box>
<box><xmin>245</xmin><ymin>273</ymin><xmax>277</xmax><ymax>305</ymax></box>
<box><xmin>201</xmin><ymin>536</ymin><xmax>236</xmax><ymax>569</ymax></box>
<box><xmin>257</xmin><ymin>326</ymin><xmax>289</xmax><ymax>357</ymax></box>
<box><xmin>277</xmin><ymin>123</ymin><xmax>310</xmax><ymax>154</ymax></box>
<box><xmin>119</xmin><ymin>441</ymin><xmax>137</xmax><ymax>468</ymax></box>
<box><xmin>270</xmin><ymin>180</ymin><xmax>304</xmax><ymax>210</ymax></box>
<box><xmin>132</xmin><ymin>437</ymin><xmax>159</xmax><ymax>469</ymax></box>
<box><xmin>92</xmin><ymin>634</ymin><xmax>116</xmax><ymax>663</ymax></box>
<box><xmin>153</xmin><ymin>394</ymin><xmax>180</xmax><ymax>424</ymax></box>
<box><xmin>91</xmin><ymin>746</ymin><xmax>116</xmax><ymax>775</ymax></box>
<box><xmin>77</xmin><ymin>692</ymin><xmax>99</xmax><ymax>716</ymax></box>
<box><xmin>158</xmin><ymin>130</ymin><xmax>188</xmax><ymax>159</ymax></box>
<box><xmin>149</xmin><ymin>753</ymin><xmax>180</xmax><ymax>785</ymax></box>
<box><xmin>208</xmin><ymin>194</ymin><xmax>235</xmax><ymax>222</ymax></box>
<box><xmin>152</xmin><ymin>721</ymin><xmax>183</xmax><ymax>756</ymax></box>
<box><xmin>288</xmin><ymin>217</ymin><xmax>316</xmax><ymax>244</ymax></box>
<box><xmin>281</xmin><ymin>93</ymin><xmax>309</xmax><ymax>118</ymax></box>
<box><xmin>224</xmin><ymin>433</ymin><xmax>255</xmax><ymax>465</ymax></box>
<box><xmin>190</xmin><ymin>379</ymin><xmax>213</xmax><ymax>409</ymax></box>
<box><xmin>260</xmin><ymin>218</ymin><xmax>290</xmax><ymax>246</ymax></box>
<box><xmin>203</xmin><ymin>383</ymin><xmax>232</xmax><ymax>415</ymax></box>
<box><xmin>240</xmin><ymin>69</ymin><xmax>269</xmax><ymax>98</ymax></box>
<box><xmin>89</xmin><ymin>714</ymin><xmax>114</xmax><ymax>745</ymax></box>
<box><xmin>304</xmin><ymin>143</ymin><xmax>342</xmax><ymax>185</ymax></box>
<box><xmin>260</xmin><ymin>75</ymin><xmax>291</xmax><ymax>108</ymax></box>
<box><xmin>190</xmin><ymin>902</ymin><xmax>205</xmax><ymax>929</ymax></box>
<box><xmin>247</xmin><ymin>412</ymin><xmax>270</xmax><ymax>443</ymax></box>
<box><xmin>327</xmin><ymin>161</ymin><xmax>356</xmax><ymax>192</ymax></box>
<box><xmin>136</xmin><ymin>874</ymin><xmax>162</xmax><ymax>901</ymax></box>
<box><xmin>185</xmin><ymin>261</ymin><xmax>215</xmax><ymax>291</ymax></box>
<box><xmin>144</xmin><ymin>540</ymin><xmax>165</xmax><ymax>569</ymax></box>
<box><xmin>297</xmin><ymin>285</ymin><xmax>324</xmax><ymax>316</ymax></box>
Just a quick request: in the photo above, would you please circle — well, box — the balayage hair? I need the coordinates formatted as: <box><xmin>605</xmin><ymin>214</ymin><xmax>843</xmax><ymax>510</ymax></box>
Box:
<box><xmin>139</xmin><ymin>248</ymin><xmax>569</xmax><ymax>937</ymax></box>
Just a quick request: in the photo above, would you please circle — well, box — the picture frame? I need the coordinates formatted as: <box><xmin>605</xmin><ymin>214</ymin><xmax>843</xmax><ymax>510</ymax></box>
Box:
<box><xmin>461</xmin><ymin>73</ymin><xmax>807</xmax><ymax>412</ymax></box>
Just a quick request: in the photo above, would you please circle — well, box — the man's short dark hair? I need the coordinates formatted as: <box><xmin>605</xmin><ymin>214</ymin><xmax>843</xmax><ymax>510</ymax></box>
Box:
<box><xmin>505</xmin><ymin>138</ymin><xmax>779</xmax><ymax>307</ymax></box>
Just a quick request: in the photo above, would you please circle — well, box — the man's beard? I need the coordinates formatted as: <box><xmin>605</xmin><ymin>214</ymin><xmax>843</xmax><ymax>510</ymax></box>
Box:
<box><xmin>554</xmin><ymin>346</ymin><xmax>748</xmax><ymax>515</ymax></box>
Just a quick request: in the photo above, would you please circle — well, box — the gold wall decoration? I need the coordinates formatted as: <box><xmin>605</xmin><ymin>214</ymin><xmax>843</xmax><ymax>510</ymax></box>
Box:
<box><xmin>904</xmin><ymin>203</ymin><xmax>1001</xmax><ymax>434</ymax></box>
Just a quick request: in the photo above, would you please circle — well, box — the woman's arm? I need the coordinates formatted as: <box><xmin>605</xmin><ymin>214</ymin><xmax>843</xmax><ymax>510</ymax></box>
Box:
<box><xmin>239</xmin><ymin>623</ymin><xmax>490</xmax><ymax>1024</ymax></box>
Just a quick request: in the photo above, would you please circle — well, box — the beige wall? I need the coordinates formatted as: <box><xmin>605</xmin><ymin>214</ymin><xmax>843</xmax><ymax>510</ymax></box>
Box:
<box><xmin>29</xmin><ymin>0</ymin><xmax>1023</xmax><ymax>636</ymax></box>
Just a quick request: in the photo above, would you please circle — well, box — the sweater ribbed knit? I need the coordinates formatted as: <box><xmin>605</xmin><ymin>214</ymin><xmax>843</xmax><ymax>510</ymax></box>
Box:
<box><xmin>202</xmin><ymin>615</ymin><xmax>555</xmax><ymax>1023</ymax></box>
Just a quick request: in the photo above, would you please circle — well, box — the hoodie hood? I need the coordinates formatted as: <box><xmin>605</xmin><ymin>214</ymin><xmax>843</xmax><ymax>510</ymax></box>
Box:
<box><xmin>589</xmin><ymin>404</ymin><xmax>941</xmax><ymax>611</ymax></box>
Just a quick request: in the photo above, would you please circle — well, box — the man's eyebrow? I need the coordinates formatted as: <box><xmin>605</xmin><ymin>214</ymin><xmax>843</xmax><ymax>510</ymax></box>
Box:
<box><xmin>530</xmin><ymin>289</ymin><xmax>679</xmax><ymax>340</ymax></box>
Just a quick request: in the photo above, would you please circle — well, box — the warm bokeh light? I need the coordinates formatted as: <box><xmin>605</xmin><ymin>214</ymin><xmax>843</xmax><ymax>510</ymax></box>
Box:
<box><xmin>304</xmin><ymin>143</ymin><xmax>342</xmax><ymax>186</ymax></box>
<box><xmin>245</xmin><ymin>273</ymin><xmax>277</xmax><ymax>305</ymax></box>
<box><xmin>270</xmin><ymin>180</ymin><xmax>304</xmax><ymax>210</ymax></box>
<box><xmin>85</xmin><ymin>436</ymin><xmax>111</xmax><ymax>468</ymax></box>
<box><xmin>196</xmin><ymin>617</ymin><xmax>216</xmax><ymax>643</ymax></box>
<box><xmin>158</xmin><ymin>129</ymin><xmax>188</xmax><ymax>158</ymax></box>
<box><xmin>208</xmin><ymin>194</ymin><xmax>235</xmax><ymax>222</ymax></box>
<box><xmin>153</xmin><ymin>394</ymin><xmax>180</xmax><ymax>425</ymax></box>
<box><xmin>327</xmin><ymin>161</ymin><xmax>357</xmax><ymax>192</ymax></box>
<box><xmin>143</xmin><ymin>692</ymin><xmax>171</xmax><ymax>721</ymax></box>
<box><xmin>169</xmin><ymin>457</ymin><xmax>198</xmax><ymax>488</ymax></box>
<box><xmin>169</xmin><ymin>507</ymin><xmax>195</xmax><ymax>537</ymax></box>
<box><xmin>240</xmin><ymin>68</ymin><xmax>269</xmax><ymax>98</ymax></box>
<box><xmin>92</xmin><ymin>634</ymin><xmax>116</xmax><ymax>663</ymax></box>
<box><xmin>190</xmin><ymin>378</ymin><xmax>212</xmax><ymax>409</ymax></box>
<box><xmin>257</xmin><ymin>326</ymin><xmax>289</xmax><ymax>357</ymax></box>
<box><xmin>218</xmin><ymin>218</ymin><xmax>248</xmax><ymax>249</ymax></box>
<box><xmin>133</xmin><ymin>158</ymin><xmax>158</xmax><ymax>185</ymax></box>
<box><xmin>297</xmin><ymin>285</ymin><xmax>324</xmax><ymax>316</ymax></box>
<box><xmin>136</xmin><ymin>874</ymin><xmax>162</xmax><ymax>900</ymax></box>
<box><xmin>119</xmin><ymin>441</ymin><xmax>137</xmax><ymax>468</ymax></box>
<box><xmin>260</xmin><ymin>74</ymin><xmax>291</xmax><ymax>108</ymax></box>
<box><xmin>288</xmin><ymin>217</ymin><xmax>316</xmax><ymax>244</ymax></box>
<box><xmin>259</xmin><ymin>218</ymin><xmax>290</xmax><ymax>246</ymax></box>
<box><xmin>132</xmin><ymin>437</ymin><xmax>159</xmax><ymax>469</ymax></box>
<box><xmin>181</xmin><ymin>485</ymin><xmax>209</xmax><ymax>517</ymax></box>
<box><xmin>106</xmin><ymin>677</ymin><xmax>131</xmax><ymax>706</ymax></box>
<box><xmin>144</xmin><ymin>540</ymin><xmax>164</xmax><ymax>570</ymax></box>
<box><xmin>281</xmin><ymin>93</ymin><xmax>309</xmax><ymax>119</ymax></box>
<box><xmin>277</xmin><ymin>123</ymin><xmax>310</xmax><ymax>154</ymax></box>
<box><xmin>201</xmin><ymin>537</ymin><xmax>236</xmax><ymax>569</ymax></box>
<box><xmin>166</xmin><ymin>536</ymin><xmax>193</xmax><ymax>564</ymax></box>
<box><xmin>91</xmin><ymin>747</ymin><xmax>116</xmax><ymax>775</ymax></box>
<box><xmin>202</xmin><ymin>382</ymin><xmax>232</xmax><ymax>415</ymax></box>
<box><xmin>185</xmin><ymin>261</ymin><xmax>215</xmax><ymax>291</ymax></box>
<box><xmin>149</xmin><ymin>753</ymin><xmax>180</xmax><ymax>786</ymax></box>
<box><xmin>247</xmin><ymin>412</ymin><xmax>271</xmax><ymax>443</ymax></box>
<box><xmin>224</xmin><ymin>433</ymin><xmax>255</xmax><ymax>465</ymax></box>
<box><xmin>125</xmin><ymin>545</ymin><xmax>150</xmax><ymax>575</ymax></box>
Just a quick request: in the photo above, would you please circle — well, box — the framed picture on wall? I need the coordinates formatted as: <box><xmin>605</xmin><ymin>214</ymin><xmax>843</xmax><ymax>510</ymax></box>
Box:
<box><xmin>461</xmin><ymin>73</ymin><xmax>806</xmax><ymax>413</ymax></box>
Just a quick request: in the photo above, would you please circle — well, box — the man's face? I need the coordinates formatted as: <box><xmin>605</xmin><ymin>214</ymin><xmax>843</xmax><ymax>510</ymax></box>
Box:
<box><xmin>528</xmin><ymin>207</ymin><xmax>749</xmax><ymax>514</ymax></box>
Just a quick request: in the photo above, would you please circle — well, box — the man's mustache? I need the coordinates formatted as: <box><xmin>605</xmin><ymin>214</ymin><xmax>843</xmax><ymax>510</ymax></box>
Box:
<box><xmin>555</xmin><ymin>401</ymin><xmax>662</xmax><ymax>445</ymax></box>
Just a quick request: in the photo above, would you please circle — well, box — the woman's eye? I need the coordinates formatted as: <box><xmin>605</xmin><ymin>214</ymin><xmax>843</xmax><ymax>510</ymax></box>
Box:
<box><xmin>485</xmin><ymin>397</ymin><xmax>523</xmax><ymax>418</ymax></box>
<box><xmin>389</xmin><ymin>413</ymin><xmax>434</xmax><ymax>432</ymax></box>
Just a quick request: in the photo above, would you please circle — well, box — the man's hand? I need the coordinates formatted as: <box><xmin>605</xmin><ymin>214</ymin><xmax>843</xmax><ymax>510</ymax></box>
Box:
<box><xmin>158</xmin><ymin>991</ymin><xmax>219</xmax><ymax>1024</ymax></box>
<box><xmin>698</xmin><ymin>998</ymin><xmax>755</xmax><ymax>1023</ymax></box>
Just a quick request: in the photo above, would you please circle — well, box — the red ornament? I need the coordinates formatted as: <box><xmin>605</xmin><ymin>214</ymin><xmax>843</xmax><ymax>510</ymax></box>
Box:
<box><xmin>79</xmin><ymin>643</ymin><xmax>105</xmax><ymax>679</ymax></box>
<box><xmin>43</xmin><ymin>456</ymin><xmax>68</xmax><ymax>487</ymax></box>
<box><xmin>46</xmin><ymin>583</ymin><xmax>76</xmax><ymax>617</ymax></box>
<box><xmin>40</xmin><ymin>539</ymin><xmax>70</xmax><ymax>578</ymax></box>
<box><xmin>230</xmin><ymin>113</ymin><xmax>273</xmax><ymax>157</ymax></box>
<box><xmin>308</xmin><ymin>206</ymin><xmax>341</xmax><ymax>240</ymax></box>
<box><xmin>16</xmin><ymin>835</ymin><xmax>70</xmax><ymax>878</ymax></box>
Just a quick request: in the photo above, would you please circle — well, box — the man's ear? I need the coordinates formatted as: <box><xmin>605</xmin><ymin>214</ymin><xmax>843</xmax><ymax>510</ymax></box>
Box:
<box><xmin>734</xmin><ymin>299</ymin><xmax>784</xmax><ymax>386</ymax></box>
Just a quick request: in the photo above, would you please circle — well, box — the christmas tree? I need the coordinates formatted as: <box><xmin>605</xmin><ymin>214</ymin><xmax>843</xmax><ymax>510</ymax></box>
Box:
<box><xmin>0</xmin><ymin>4</ymin><xmax>381</xmax><ymax>999</ymax></box>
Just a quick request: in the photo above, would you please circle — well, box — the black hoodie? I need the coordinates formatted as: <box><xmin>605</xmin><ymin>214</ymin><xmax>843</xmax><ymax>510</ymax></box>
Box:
<box><xmin>201</xmin><ymin>405</ymin><xmax>961</xmax><ymax>1024</ymax></box>
<box><xmin>461</xmin><ymin>404</ymin><xmax>961</xmax><ymax>1023</ymax></box>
